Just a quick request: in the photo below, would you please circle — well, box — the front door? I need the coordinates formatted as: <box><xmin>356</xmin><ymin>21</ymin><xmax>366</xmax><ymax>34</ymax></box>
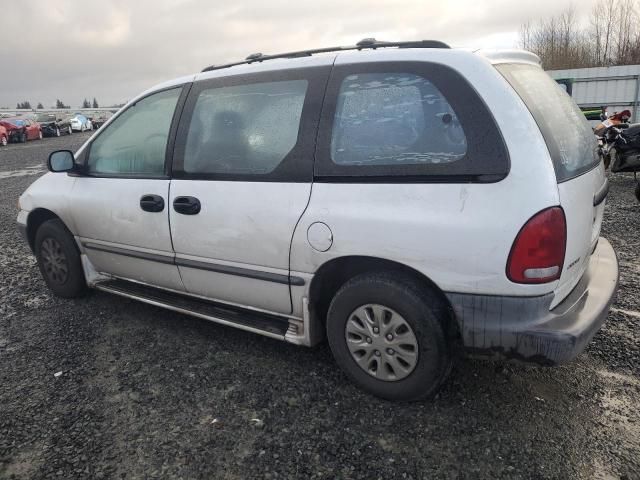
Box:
<box><xmin>169</xmin><ymin>67</ymin><xmax>329</xmax><ymax>314</ymax></box>
<box><xmin>71</xmin><ymin>86</ymin><xmax>186</xmax><ymax>291</ymax></box>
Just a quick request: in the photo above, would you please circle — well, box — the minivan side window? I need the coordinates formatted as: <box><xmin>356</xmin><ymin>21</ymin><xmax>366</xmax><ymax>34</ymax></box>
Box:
<box><xmin>87</xmin><ymin>87</ymin><xmax>182</xmax><ymax>176</ymax></box>
<box><xmin>331</xmin><ymin>73</ymin><xmax>467</xmax><ymax>166</ymax></box>
<box><xmin>182</xmin><ymin>80</ymin><xmax>308</xmax><ymax>175</ymax></box>
<box><xmin>315</xmin><ymin>62</ymin><xmax>509</xmax><ymax>182</ymax></box>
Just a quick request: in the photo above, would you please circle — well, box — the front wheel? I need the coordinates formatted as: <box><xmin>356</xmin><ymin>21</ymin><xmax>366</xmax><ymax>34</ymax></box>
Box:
<box><xmin>68</xmin><ymin>126</ymin><xmax>73</xmax><ymax>135</ymax></box>
<box><xmin>326</xmin><ymin>272</ymin><xmax>452</xmax><ymax>401</ymax></box>
<box><xmin>35</xmin><ymin>219</ymin><xmax>87</xmax><ymax>298</ymax></box>
<box><xmin>20</xmin><ymin>132</ymin><xmax>27</xmax><ymax>143</ymax></box>
<box><xmin>0</xmin><ymin>135</ymin><xmax>6</xmax><ymax>146</ymax></box>
<box><xmin>56</xmin><ymin>128</ymin><xmax>60</xmax><ymax>137</ymax></box>
<box><xmin>38</xmin><ymin>130</ymin><xmax>43</xmax><ymax>140</ymax></box>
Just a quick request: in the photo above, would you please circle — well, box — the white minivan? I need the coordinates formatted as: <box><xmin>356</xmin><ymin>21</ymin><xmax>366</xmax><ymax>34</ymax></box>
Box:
<box><xmin>17</xmin><ymin>40</ymin><xmax>618</xmax><ymax>400</ymax></box>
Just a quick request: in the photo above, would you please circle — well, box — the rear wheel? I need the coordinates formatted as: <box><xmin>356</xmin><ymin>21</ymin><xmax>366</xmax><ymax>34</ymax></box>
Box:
<box><xmin>35</xmin><ymin>219</ymin><xmax>87</xmax><ymax>298</ymax></box>
<box><xmin>55</xmin><ymin>128</ymin><xmax>60</xmax><ymax>137</ymax></box>
<box><xmin>0</xmin><ymin>135</ymin><xmax>6</xmax><ymax>146</ymax></box>
<box><xmin>326</xmin><ymin>272</ymin><xmax>452</xmax><ymax>401</ymax></box>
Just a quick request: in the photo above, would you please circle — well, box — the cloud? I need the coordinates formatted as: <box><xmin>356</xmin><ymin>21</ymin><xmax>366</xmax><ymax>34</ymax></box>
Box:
<box><xmin>0</xmin><ymin>0</ymin><xmax>596</xmax><ymax>108</ymax></box>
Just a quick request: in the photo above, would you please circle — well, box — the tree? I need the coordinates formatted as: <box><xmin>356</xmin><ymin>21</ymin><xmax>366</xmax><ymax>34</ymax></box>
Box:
<box><xmin>92</xmin><ymin>97</ymin><xmax>99</xmax><ymax>108</ymax></box>
<box><xmin>55</xmin><ymin>99</ymin><xmax>69</xmax><ymax>109</ymax></box>
<box><xmin>16</xmin><ymin>101</ymin><xmax>32</xmax><ymax>109</ymax></box>
<box><xmin>37</xmin><ymin>102</ymin><xmax>44</xmax><ymax>109</ymax></box>
<box><xmin>520</xmin><ymin>0</ymin><xmax>640</xmax><ymax>69</ymax></box>
<box><xmin>81</xmin><ymin>98</ymin><xmax>91</xmax><ymax>108</ymax></box>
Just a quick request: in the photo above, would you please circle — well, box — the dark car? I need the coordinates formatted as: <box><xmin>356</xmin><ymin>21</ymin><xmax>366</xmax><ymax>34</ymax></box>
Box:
<box><xmin>0</xmin><ymin>118</ymin><xmax>42</xmax><ymax>143</ymax></box>
<box><xmin>35</xmin><ymin>113</ymin><xmax>73</xmax><ymax>137</ymax></box>
<box><xmin>0</xmin><ymin>124</ymin><xmax>8</xmax><ymax>146</ymax></box>
<box><xmin>87</xmin><ymin>111</ymin><xmax>113</xmax><ymax>129</ymax></box>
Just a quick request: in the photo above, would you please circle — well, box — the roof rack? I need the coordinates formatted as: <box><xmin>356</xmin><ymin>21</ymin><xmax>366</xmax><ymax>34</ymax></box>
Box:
<box><xmin>201</xmin><ymin>38</ymin><xmax>450</xmax><ymax>73</ymax></box>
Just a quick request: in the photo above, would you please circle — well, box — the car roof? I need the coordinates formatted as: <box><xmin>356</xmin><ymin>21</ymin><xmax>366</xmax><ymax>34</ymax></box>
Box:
<box><xmin>1</xmin><ymin>117</ymin><xmax>25</xmax><ymax>124</ymax></box>
<box><xmin>134</xmin><ymin>44</ymin><xmax>541</xmax><ymax>105</ymax></box>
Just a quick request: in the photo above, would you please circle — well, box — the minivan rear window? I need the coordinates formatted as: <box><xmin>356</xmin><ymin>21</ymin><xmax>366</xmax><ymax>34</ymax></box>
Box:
<box><xmin>497</xmin><ymin>63</ymin><xmax>599</xmax><ymax>182</ymax></box>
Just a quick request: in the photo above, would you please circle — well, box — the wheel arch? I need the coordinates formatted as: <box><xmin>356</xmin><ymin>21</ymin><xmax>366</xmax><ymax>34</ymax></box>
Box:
<box><xmin>308</xmin><ymin>255</ymin><xmax>460</xmax><ymax>341</ymax></box>
<box><xmin>26</xmin><ymin>208</ymin><xmax>67</xmax><ymax>252</ymax></box>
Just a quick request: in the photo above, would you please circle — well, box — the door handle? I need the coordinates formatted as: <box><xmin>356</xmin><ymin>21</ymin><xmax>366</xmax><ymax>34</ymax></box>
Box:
<box><xmin>140</xmin><ymin>194</ymin><xmax>165</xmax><ymax>212</ymax></box>
<box><xmin>173</xmin><ymin>196</ymin><xmax>201</xmax><ymax>215</ymax></box>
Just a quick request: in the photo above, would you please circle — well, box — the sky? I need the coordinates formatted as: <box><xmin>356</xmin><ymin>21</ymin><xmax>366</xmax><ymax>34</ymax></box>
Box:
<box><xmin>0</xmin><ymin>0</ymin><xmax>597</xmax><ymax>108</ymax></box>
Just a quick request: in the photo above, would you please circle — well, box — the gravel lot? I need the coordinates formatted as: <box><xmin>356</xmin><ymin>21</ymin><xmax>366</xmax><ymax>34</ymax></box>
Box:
<box><xmin>0</xmin><ymin>135</ymin><xmax>639</xmax><ymax>480</ymax></box>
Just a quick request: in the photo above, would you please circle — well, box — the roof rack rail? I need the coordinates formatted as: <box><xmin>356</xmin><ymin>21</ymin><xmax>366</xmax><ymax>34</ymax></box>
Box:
<box><xmin>201</xmin><ymin>38</ymin><xmax>450</xmax><ymax>73</ymax></box>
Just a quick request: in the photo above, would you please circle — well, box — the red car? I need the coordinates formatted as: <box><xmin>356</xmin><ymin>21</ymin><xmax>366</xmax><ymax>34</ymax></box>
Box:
<box><xmin>0</xmin><ymin>124</ymin><xmax>8</xmax><ymax>146</ymax></box>
<box><xmin>0</xmin><ymin>118</ymin><xmax>42</xmax><ymax>143</ymax></box>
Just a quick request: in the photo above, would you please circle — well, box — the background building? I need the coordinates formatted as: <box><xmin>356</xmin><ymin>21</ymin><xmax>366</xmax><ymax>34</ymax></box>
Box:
<box><xmin>548</xmin><ymin>65</ymin><xmax>640</xmax><ymax>123</ymax></box>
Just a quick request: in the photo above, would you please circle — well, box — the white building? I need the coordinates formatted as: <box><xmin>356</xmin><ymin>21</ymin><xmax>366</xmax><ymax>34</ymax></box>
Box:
<box><xmin>547</xmin><ymin>65</ymin><xmax>640</xmax><ymax>123</ymax></box>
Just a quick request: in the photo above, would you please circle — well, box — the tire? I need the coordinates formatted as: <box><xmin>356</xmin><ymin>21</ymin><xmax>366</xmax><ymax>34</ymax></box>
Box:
<box><xmin>56</xmin><ymin>128</ymin><xmax>60</xmax><ymax>137</ymax></box>
<box><xmin>0</xmin><ymin>135</ymin><xmax>6</xmax><ymax>146</ymax></box>
<box><xmin>34</xmin><ymin>219</ymin><xmax>87</xmax><ymax>298</ymax></box>
<box><xmin>20</xmin><ymin>132</ymin><xmax>27</xmax><ymax>143</ymax></box>
<box><xmin>68</xmin><ymin>126</ymin><xmax>73</xmax><ymax>135</ymax></box>
<box><xmin>635</xmin><ymin>182</ymin><xmax>640</xmax><ymax>203</ymax></box>
<box><xmin>326</xmin><ymin>272</ymin><xmax>452</xmax><ymax>401</ymax></box>
<box><xmin>39</xmin><ymin>130</ymin><xmax>43</xmax><ymax>140</ymax></box>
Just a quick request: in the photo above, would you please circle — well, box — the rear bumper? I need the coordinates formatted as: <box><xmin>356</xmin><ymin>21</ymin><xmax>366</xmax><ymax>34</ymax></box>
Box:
<box><xmin>446</xmin><ymin>237</ymin><xmax>619</xmax><ymax>365</ymax></box>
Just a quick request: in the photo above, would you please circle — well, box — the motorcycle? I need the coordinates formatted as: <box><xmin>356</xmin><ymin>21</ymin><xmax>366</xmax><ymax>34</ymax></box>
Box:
<box><xmin>598</xmin><ymin>121</ymin><xmax>640</xmax><ymax>202</ymax></box>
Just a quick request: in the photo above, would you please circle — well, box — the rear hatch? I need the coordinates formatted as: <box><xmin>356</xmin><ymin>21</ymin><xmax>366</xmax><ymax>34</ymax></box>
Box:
<box><xmin>497</xmin><ymin>63</ymin><xmax>605</xmax><ymax>307</ymax></box>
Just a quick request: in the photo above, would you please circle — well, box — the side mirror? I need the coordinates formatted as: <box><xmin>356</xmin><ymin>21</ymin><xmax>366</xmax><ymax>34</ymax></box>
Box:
<box><xmin>48</xmin><ymin>150</ymin><xmax>75</xmax><ymax>172</ymax></box>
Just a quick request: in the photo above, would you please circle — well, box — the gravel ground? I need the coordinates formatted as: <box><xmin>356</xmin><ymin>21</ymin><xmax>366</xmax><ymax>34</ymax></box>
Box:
<box><xmin>0</xmin><ymin>135</ymin><xmax>639</xmax><ymax>480</ymax></box>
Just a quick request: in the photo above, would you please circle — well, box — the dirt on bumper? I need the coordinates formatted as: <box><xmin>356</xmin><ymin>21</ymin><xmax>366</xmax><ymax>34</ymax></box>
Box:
<box><xmin>447</xmin><ymin>237</ymin><xmax>619</xmax><ymax>365</ymax></box>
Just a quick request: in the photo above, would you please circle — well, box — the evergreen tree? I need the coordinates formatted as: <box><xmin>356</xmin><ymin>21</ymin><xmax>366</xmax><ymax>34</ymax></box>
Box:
<box><xmin>82</xmin><ymin>98</ymin><xmax>91</xmax><ymax>108</ymax></box>
<box><xmin>92</xmin><ymin>98</ymin><xmax>99</xmax><ymax>108</ymax></box>
<box><xmin>37</xmin><ymin>102</ymin><xmax>44</xmax><ymax>109</ymax></box>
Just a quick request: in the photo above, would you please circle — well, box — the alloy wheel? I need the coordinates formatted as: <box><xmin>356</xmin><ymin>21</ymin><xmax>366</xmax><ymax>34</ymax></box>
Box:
<box><xmin>345</xmin><ymin>304</ymin><xmax>419</xmax><ymax>381</ymax></box>
<box><xmin>41</xmin><ymin>237</ymin><xmax>69</xmax><ymax>285</ymax></box>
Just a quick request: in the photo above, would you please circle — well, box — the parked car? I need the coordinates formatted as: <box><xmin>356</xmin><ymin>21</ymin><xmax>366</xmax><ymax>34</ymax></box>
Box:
<box><xmin>87</xmin><ymin>111</ymin><xmax>113</xmax><ymax>129</ymax></box>
<box><xmin>35</xmin><ymin>113</ymin><xmax>73</xmax><ymax>137</ymax></box>
<box><xmin>0</xmin><ymin>117</ymin><xmax>42</xmax><ymax>143</ymax></box>
<box><xmin>69</xmin><ymin>114</ymin><xmax>92</xmax><ymax>132</ymax></box>
<box><xmin>0</xmin><ymin>124</ymin><xmax>8</xmax><ymax>146</ymax></box>
<box><xmin>17</xmin><ymin>40</ymin><xmax>619</xmax><ymax>401</ymax></box>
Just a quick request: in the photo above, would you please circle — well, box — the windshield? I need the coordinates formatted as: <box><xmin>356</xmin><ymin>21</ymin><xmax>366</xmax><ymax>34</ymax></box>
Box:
<box><xmin>496</xmin><ymin>63</ymin><xmax>599</xmax><ymax>182</ymax></box>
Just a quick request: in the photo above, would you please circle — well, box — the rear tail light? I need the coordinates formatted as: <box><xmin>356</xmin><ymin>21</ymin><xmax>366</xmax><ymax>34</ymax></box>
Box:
<box><xmin>507</xmin><ymin>207</ymin><xmax>566</xmax><ymax>284</ymax></box>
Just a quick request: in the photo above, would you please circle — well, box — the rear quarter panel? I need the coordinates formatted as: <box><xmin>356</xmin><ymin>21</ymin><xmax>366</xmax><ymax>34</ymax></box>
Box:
<box><xmin>290</xmin><ymin>50</ymin><xmax>561</xmax><ymax>315</ymax></box>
